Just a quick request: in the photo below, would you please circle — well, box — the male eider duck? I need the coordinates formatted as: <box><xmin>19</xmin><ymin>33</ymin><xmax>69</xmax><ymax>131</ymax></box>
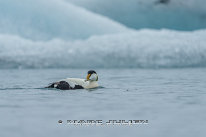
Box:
<box><xmin>46</xmin><ymin>70</ymin><xmax>98</xmax><ymax>90</ymax></box>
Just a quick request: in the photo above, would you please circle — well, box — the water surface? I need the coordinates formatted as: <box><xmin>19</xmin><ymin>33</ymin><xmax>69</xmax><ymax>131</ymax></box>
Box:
<box><xmin>0</xmin><ymin>68</ymin><xmax>206</xmax><ymax>137</ymax></box>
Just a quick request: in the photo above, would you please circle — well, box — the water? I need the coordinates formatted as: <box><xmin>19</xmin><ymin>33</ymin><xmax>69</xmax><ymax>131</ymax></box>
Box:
<box><xmin>0</xmin><ymin>68</ymin><xmax>206</xmax><ymax>137</ymax></box>
<box><xmin>1</xmin><ymin>0</ymin><xmax>206</xmax><ymax>136</ymax></box>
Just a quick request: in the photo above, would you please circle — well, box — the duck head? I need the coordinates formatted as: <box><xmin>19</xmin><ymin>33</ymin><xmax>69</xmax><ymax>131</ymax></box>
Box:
<box><xmin>86</xmin><ymin>70</ymin><xmax>98</xmax><ymax>81</ymax></box>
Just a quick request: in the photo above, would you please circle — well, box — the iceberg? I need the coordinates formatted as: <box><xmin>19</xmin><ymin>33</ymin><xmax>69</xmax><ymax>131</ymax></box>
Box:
<box><xmin>0</xmin><ymin>0</ymin><xmax>127</xmax><ymax>41</ymax></box>
<box><xmin>0</xmin><ymin>29</ymin><xmax>206</xmax><ymax>68</ymax></box>
<box><xmin>0</xmin><ymin>0</ymin><xmax>206</xmax><ymax>69</ymax></box>
<box><xmin>67</xmin><ymin>0</ymin><xmax>206</xmax><ymax>31</ymax></box>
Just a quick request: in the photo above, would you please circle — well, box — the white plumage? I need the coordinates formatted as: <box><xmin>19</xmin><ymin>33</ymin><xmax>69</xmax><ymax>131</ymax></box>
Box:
<box><xmin>46</xmin><ymin>70</ymin><xmax>99</xmax><ymax>90</ymax></box>
<box><xmin>63</xmin><ymin>78</ymin><xmax>98</xmax><ymax>89</ymax></box>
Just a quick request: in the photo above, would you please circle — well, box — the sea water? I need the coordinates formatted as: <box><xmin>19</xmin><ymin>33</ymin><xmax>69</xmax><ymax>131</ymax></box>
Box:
<box><xmin>0</xmin><ymin>68</ymin><xmax>205</xmax><ymax>137</ymax></box>
<box><xmin>1</xmin><ymin>0</ymin><xmax>206</xmax><ymax>136</ymax></box>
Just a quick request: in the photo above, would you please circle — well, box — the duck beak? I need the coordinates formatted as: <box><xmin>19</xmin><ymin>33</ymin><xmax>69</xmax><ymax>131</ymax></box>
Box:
<box><xmin>87</xmin><ymin>74</ymin><xmax>91</xmax><ymax>80</ymax></box>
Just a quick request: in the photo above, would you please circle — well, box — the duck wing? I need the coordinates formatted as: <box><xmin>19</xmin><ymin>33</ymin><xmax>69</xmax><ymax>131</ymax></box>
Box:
<box><xmin>46</xmin><ymin>78</ymin><xmax>86</xmax><ymax>90</ymax></box>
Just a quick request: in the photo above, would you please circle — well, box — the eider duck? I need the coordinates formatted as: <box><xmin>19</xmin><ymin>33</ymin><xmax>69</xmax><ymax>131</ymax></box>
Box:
<box><xmin>46</xmin><ymin>70</ymin><xmax>98</xmax><ymax>90</ymax></box>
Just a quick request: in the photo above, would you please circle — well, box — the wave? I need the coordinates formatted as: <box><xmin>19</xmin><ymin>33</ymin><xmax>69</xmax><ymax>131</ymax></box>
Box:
<box><xmin>1</xmin><ymin>29</ymin><xmax>206</xmax><ymax>68</ymax></box>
